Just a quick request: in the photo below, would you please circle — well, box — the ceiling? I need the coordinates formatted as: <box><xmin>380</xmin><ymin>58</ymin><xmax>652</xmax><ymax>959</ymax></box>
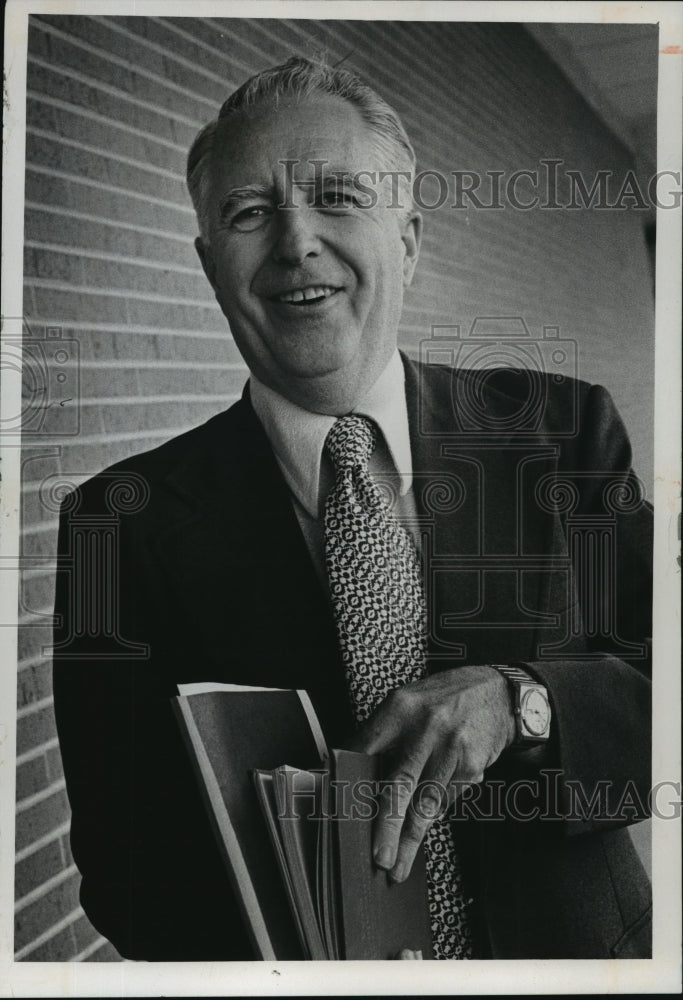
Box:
<box><xmin>527</xmin><ymin>22</ymin><xmax>659</xmax><ymax>177</ymax></box>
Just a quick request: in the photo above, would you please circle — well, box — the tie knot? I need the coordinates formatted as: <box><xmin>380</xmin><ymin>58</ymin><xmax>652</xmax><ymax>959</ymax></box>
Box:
<box><xmin>325</xmin><ymin>415</ymin><xmax>376</xmax><ymax>473</ymax></box>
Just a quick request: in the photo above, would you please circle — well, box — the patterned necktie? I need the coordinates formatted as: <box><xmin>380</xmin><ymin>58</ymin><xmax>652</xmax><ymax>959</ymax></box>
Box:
<box><xmin>323</xmin><ymin>415</ymin><xmax>473</xmax><ymax>960</ymax></box>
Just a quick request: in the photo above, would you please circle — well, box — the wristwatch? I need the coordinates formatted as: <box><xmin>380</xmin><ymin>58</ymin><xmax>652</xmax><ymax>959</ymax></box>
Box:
<box><xmin>490</xmin><ymin>663</ymin><xmax>551</xmax><ymax>745</ymax></box>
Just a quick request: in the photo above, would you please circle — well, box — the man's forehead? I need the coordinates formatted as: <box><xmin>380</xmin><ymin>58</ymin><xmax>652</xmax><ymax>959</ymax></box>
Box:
<box><xmin>211</xmin><ymin>95</ymin><xmax>382</xmax><ymax>185</ymax></box>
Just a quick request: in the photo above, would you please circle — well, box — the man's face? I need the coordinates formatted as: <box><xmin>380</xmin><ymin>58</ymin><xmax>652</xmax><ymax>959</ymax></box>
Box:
<box><xmin>196</xmin><ymin>93</ymin><xmax>421</xmax><ymax>414</ymax></box>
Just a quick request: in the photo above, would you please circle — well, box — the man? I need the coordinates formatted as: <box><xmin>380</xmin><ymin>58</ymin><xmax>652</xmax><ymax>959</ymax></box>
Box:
<box><xmin>53</xmin><ymin>57</ymin><xmax>652</xmax><ymax>961</ymax></box>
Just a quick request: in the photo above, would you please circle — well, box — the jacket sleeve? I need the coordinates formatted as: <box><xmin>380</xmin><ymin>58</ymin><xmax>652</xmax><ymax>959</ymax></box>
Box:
<box><xmin>516</xmin><ymin>383</ymin><xmax>652</xmax><ymax>834</ymax></box>
<box><xmin>51</xmin><ymin>480</ymin><xmax>252</xmax><ymax>960</ymax></box>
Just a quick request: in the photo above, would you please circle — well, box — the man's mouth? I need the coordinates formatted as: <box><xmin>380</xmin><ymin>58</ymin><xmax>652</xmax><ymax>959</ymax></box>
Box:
<box><xmin>271</xmin><ymin>285</ymin><xmax>340</xmax><ymax>305</ymax></box>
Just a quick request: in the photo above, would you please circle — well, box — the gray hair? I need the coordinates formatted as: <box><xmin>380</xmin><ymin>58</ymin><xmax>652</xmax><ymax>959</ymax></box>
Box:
<box><xmin>186</xmin><ymin>55</ymin><xmax>416</xmax><ymax>241</ymax></box>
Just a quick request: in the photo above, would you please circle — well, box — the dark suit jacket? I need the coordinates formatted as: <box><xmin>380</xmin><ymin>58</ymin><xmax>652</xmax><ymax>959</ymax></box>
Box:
<box><xmin>52</xmin><ymin>358</ymin><xmax>652</xmax><ymax>960</ymax></box>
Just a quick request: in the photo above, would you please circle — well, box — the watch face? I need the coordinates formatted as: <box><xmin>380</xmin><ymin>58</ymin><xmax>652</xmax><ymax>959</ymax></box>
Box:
<box><xmin>521</xmin><ymin>688</ymin><xmax>550</xmax><ymax>736</ymax></box>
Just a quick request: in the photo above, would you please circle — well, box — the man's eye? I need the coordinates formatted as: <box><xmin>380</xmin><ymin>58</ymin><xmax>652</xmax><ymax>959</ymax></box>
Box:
<box><xmin>230</xmin><ymin>206</ymin><xmax>272</xmax><ymax>231</ymax></box>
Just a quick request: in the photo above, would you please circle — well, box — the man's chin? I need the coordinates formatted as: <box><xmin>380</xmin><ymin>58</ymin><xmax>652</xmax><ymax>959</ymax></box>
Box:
<box><xmin>268</xmin><ymin>356</ymin><xmax>370</xmax><ymax>414</ymax></box>
<box><xmin>271</xmin><ymin>339</ymin><xmax>359</xmax><ymax>383</ymax></box>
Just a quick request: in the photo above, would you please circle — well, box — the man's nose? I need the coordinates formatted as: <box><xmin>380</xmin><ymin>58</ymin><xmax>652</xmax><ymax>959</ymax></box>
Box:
<box><xmin>271</xmin><ymin>205</ymin><xmax>322</xmax><ymax>265</ymax></box>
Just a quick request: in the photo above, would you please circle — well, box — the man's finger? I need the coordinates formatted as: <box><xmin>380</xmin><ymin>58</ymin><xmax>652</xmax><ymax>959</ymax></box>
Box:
<box><xmin>389</xmin><ymin>751</ymin><xmax>458</xmax><ymax>883</ymax></box>
<box><xmin>372</xmin><ymin>744</ymin><xmax>432</xmax><ymax>871</ymax></box>
<box><xmin>390</xmin><ymin>757</ymin><xmax>488</xmax><ymax>883</ymax></box>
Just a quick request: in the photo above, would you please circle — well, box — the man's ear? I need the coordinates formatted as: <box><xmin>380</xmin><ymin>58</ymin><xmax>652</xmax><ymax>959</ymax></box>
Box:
<box><xmin>400</xmin><ymin>211</ymin><xmax>422</xmax><ymax>288</ymax></box>
<box><xmin>195</xmin><ymin>236</ymin><xmax>219</xmax><ymax>292</ymax></box>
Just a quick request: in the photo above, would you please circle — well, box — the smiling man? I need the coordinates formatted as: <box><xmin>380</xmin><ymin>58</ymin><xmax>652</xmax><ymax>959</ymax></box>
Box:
<box><xmin>192</xmin><ymin>91</ymin><xmax>420</xmax><ymax>414</ymax></box>
<box><xmin>53</xmin><ymin>57</ymin><xmax>653</xmax><ymax>962</ymax></box>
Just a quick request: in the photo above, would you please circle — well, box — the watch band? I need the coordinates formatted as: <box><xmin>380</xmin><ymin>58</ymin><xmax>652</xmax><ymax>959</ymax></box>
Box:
<box><xmin>490</xmin><ymin>662</ymin><xmax>551</xmax><ymax>744</ymax></box>
<box><xmin>490</xmin><ymin>662</ymin><xmax>536</xmax><ymax>686</ymax></box>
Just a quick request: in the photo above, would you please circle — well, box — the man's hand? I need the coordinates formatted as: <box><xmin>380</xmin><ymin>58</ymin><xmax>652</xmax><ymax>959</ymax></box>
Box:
<box><xmin>348</xmin><ymin>665</ymin><xmax>516</xmax><ymax>883</ymax></box>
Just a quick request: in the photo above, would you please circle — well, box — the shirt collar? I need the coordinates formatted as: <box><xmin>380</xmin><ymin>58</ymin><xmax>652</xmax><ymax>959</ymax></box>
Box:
<box><xmin>250</xmin><ymin>351</ymin><xmax>413</xmax><ymax>518</ymax></box>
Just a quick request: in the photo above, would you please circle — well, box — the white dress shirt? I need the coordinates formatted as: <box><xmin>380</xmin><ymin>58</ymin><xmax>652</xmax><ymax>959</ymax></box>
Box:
<box><xmin>250</xmin><ymin>351</ymin><xmax>420</xmax><ymax>589</ymax></box>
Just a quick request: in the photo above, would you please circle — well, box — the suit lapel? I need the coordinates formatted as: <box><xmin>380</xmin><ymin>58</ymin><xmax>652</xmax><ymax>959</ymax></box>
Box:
<box><xmin>150</xmin><ymin>393</ymin><xmax>349</xmax><ymax>733</ymax></box>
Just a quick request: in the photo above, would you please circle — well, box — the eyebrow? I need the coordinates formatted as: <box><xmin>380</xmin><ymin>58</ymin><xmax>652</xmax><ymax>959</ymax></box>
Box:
<box><xmin>218</xmin><ymin>171</ymin><xmax>363</xmax><ymax>215</ymax></box>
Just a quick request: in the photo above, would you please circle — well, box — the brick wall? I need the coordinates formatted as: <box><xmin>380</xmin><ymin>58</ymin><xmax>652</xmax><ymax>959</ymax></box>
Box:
<box><xmin>17</xmin><ymin>16</ymin><xmax>654</xmax><ymax>960</ymax></box>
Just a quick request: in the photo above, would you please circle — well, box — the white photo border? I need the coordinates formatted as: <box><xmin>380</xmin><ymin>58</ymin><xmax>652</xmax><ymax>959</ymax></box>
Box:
<box><xmin>1</xmin><ymin>0</ymin><xmax>680</xmax><ymax>994</ymax></box>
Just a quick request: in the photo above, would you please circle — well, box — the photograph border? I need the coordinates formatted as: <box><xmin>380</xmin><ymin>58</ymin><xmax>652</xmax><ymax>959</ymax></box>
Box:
<box><xmin>1</xmin><ymin>0</ymin><xmax>680</xmax><ymax>994</ymax></box>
